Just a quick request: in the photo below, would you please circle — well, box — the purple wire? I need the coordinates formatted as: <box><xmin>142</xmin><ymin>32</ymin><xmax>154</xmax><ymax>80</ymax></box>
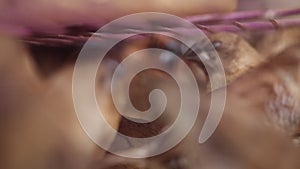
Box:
<box><xmin>198</xmin><ymin>18</ymin><xmax>300</xmax><ymax>33</ymax></box>
<box><xmin>186</xmin><ymin>8</ymin><xmax>300</xmax><ymax>24</ymax></box>
<box><xmin>23</xmin><ymin>8</ymin><xmax>300</xmax><ymax>46</ymax></box>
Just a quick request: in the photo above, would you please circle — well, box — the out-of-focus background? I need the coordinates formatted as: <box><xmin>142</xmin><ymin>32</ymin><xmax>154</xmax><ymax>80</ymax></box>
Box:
<box><xmin>0</xmin><ymin>0</ymin><xmax>300</xmax><ymax>169</ymax></box>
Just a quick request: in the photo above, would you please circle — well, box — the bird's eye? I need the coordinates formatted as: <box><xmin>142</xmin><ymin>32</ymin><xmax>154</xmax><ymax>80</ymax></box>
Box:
<box><xmin>212</xmin><ymin>40</ymin><xmax>222</xmax><ymax>49</ymax></box>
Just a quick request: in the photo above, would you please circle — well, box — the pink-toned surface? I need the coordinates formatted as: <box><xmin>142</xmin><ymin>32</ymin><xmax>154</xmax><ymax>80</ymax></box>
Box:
<box><xmin>0</xmin><ymin>0</ymin><xmax>237</xmax><ymax>35</ymax></box>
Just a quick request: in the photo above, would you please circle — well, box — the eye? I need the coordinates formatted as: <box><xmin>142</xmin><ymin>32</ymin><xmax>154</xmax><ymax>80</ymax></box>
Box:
<box><xmin>212</xmin><ymin>40</ymin><xmax>222</xmax><ymax>50</ymax></box>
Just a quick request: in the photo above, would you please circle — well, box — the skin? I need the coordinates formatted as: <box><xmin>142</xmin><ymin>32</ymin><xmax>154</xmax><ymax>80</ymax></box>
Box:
<box><xmin>0</xmin><ymin>0</ymin><xmax>237</xmax><ymax>35</ymax></box>
<box><xmin>208</xmin><ymin>32</ymin><xmax>265</xmax><ymax>83</ymax></box>
<box><xmin>140</xmin><ymin>32</ymin><xmax>300</xmax><ymax>169</ymax></box>
<box><xmin>1</xmin><ymin>3</ymin><xmax>300</xmax><ymax>169</ymax></box>
<box><xmin>0</xmin><ymin>0</ymin><xmax>236</xmax><ymax>169</ymax></box>
<box><xmin>0</xmin><ymin>36</ymin><xmax>118</xmax><ymax>169</ymax></box>
<box><xmin>182</xmin><ymin>32</ymin><xmax>266</xmax><ymax>88</ymax></box>
<box><xmin>0</xmin><ymin>1</ymin><xmax>237</xmax><ymax>169</ymax></box>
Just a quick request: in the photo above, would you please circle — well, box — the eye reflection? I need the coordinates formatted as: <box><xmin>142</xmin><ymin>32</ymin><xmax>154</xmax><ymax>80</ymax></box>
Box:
<box><xmin>212</xmin><ymin>40</ymin><xmax>222</xmax><ymax>50</ymax></box>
